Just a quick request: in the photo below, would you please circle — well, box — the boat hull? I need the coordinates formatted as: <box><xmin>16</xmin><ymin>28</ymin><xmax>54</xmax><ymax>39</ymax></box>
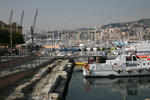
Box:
<box><xmin>83</xmin><ymin>68</ymin><xmax>150</xmax><ymax>77</ymax></box>
<box><xmin>75</xmin><ymin>62</ymin><xmax>86</xmax><ymax>66</ymax></box>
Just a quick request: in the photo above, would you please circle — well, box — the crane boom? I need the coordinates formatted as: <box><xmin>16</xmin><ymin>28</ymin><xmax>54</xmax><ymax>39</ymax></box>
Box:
<box><xmin>30</xmin><ymin>8</ymin><xmax>38</xmax><ymax>47</ymax></box>
<box><xmin>20</xmin><ymin>10</ymin><xmax>24</xmax><ymax>26</ymax></box>
<box><xmin>33</xmin><ymin>8</ymin><xmax>38</xmax><ymax>31</ymax></box>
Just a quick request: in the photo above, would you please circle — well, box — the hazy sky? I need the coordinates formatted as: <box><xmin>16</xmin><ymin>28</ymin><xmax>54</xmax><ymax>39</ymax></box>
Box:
<box><xmin>0</xmin><ymin>0</ymin><xmax>150</xmax><ymax>33</ymax></box>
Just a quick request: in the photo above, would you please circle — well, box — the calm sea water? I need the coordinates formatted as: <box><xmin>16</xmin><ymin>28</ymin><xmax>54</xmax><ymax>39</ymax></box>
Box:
<box><xmin>66</xmin><ymin>71</ymin><xmax>150</xmax><ymax>100</ymax></box>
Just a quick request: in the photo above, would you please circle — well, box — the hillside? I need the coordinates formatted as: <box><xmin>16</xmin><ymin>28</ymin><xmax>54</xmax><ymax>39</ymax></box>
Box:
<box><xmin>137</xmin><ymin>19</ymin><xmax>150</xmax><ymax>26</ymax></box>
<box><xmin>101</xmin><ymin>19</ymin><xmax>150</xmax><ymax>29</ymax></box>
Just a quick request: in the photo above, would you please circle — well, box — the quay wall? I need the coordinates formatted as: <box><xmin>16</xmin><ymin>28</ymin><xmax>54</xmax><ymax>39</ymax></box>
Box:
<box><xmin>0</xmin><ymin>58</ymin><xmax>55</xmax><ymax>89</ymax></box>
<box><xmin>50</xmin><ymin>60</ymin><xmax>75</xmax><ymax>100</ymax></box>
<box><xmin>0</xmin><ymin>55</ymin><xmax>37</xmax><ymax>68</ymax></box>
<box><xmin>0</xmin><ymin>70</ymin><xmax>32</xmax><ymax>89</ymax></box>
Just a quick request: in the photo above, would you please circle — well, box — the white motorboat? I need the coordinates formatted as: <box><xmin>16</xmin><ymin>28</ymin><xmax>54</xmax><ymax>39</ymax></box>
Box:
<box><xmin>83</xmin><ymin>53</ymin><xmax>150</xmax><ymax>77</ymax></box>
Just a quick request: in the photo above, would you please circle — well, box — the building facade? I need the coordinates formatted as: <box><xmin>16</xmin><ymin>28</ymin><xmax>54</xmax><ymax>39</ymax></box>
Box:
<box><xmin>0</xmin><ymin>20</ymin><xmax>22</xmax><ymax>34</ymax></box>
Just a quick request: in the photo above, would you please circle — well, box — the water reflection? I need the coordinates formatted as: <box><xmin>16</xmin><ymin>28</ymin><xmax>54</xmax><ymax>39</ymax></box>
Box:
<box><xmin>66</xmin><ymin>72</ymin><xmax>150</xmax><ymax>100</ymax></box>
<box><xmin>84</xmin><ymin>77</ymin><xmax>150</xmax><ymax>99</ymax></box>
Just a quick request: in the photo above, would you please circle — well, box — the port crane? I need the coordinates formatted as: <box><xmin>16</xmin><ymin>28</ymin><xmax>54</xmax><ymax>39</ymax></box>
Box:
<box><xmin>31</xmin><ymin>8</ymin><xmax>38</xmax><ymax>46</ymax></box>
<box><xmin>27</xmin><ymin>9</ymin><xmax>38</xmax><ymax>54</ymax></box>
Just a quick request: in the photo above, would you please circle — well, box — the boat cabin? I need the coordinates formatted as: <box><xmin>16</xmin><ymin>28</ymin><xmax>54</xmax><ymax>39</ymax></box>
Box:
<box><xmin>126</xmin><ymin>55</ymin><xmax>138</xmax><ymax>61</ymax></box>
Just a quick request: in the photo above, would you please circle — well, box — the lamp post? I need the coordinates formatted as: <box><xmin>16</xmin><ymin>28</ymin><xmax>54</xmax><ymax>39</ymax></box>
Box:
<box><xmin>9</xmin><ymin>10</ymin><xmax>13</xmax><ymax>55</ymax></box>
<box><xmin>10</xmin><ymin>23</ymin><xmax>12</xmax><ymax>54</ymax></box>
<box><xmin>9</xmin><ymin>10</ymin><xmax>13</xmax><ymax>72</ymax></box>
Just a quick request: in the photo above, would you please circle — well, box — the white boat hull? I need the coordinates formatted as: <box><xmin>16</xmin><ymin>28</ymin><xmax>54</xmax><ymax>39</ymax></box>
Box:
<box><xmin>83</xmin><ymin>68</ymin><xmax>150</xmax><ymax>77</ymax></box>
<box><xmin>83</xmin><ymin>53</ymin><xmax>150</xmax><ymax>77</ymax></box>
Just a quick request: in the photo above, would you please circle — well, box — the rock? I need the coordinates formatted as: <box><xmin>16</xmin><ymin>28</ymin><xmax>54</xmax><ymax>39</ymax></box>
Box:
<box><xmin>59</xmin><ymin>71</ymin><xmax>67</xmax><ymax>79</ymax></box>
<box><xmin>16</xmin><ymin>93</ymin><xmax>25</xmax><ymax>99</ymax></box>
<box><xmin>50</xmin><ymin>93</ymin><xmax>59</xmax><ymax>100</ymax></box>
<box><xmin>67</xmin><ymin>63</ymin><xmax>72</xmax><ymax>67</ymax></box>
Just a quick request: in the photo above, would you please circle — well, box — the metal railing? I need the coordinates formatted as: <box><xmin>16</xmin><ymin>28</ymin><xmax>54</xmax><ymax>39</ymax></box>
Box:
<box><xmin>0</xmin><ymin>51</ymin><xmax>52</xmax><ymax>77</ymax></box>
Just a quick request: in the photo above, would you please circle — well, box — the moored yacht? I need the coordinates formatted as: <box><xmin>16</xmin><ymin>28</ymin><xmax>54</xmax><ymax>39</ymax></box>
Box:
<box><xmin>83</xmin><ymin>53</ymin><xmax>150</xmax><ymax>77</ymax></box>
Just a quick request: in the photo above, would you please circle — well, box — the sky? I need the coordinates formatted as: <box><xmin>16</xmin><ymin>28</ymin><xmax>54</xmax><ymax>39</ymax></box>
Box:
<box><xmin>0</xmin><ymin>0</ymin><xmax>150</xmax><ymax>33</ymax></box>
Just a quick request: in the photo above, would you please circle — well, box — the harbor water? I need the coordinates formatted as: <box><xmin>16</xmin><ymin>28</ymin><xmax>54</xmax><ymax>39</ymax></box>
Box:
<box><xmin>66</xmin><ymin>71</ymin><xmax>150</xmax><ymax>100</ymax></box>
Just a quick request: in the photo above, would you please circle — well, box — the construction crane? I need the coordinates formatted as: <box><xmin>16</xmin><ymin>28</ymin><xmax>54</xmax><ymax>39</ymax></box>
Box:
<box><xmin>32</xmin><ymin>8</ymin><xmax>38</xmax><ymax>32</ymax></box>
<box><xmin>20</xmin><ymin>10</ymin><xmax>24</xmax><ymax>26</ymax></box>
<box><xmin>29</xmin><ymin>8</ymin><xmax>38</xmax><ymax>54</ymax></box>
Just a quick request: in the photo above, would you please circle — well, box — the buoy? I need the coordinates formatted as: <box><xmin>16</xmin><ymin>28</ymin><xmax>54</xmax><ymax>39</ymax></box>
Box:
<box><xmin>83</xmin><ymin>64</ymin><xmax>90</xmax><ymax>70</ymax></box>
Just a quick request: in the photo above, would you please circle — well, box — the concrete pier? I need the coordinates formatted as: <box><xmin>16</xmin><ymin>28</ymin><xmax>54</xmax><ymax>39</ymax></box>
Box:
<box><xmin>31</xmin><ymin>59</ymin><xmax>73</xmax><ymax>100</ymax></box>
<box><xmin>1</xmin><ymin>58</ymin><xmax>74</xmax><ymax>100</ymax></box>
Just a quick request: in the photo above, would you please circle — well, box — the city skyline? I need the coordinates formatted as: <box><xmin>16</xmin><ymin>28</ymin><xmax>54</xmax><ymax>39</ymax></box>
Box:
<box><xmin>0</xmin><ymin>0</ymin><xmax>150</xmax><ymax>33</ymax></box>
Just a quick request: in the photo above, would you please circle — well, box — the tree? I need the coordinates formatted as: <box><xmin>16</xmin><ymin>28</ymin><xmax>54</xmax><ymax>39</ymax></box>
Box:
<box><xmin>0</xmin><ymin>30</ymin><xmax>10</xmax><ymax>46</ymax></box>
<box><xmin>0</xmin><ymin>29</ymin><xmax>24</xmax><ymax>47</ymax></box>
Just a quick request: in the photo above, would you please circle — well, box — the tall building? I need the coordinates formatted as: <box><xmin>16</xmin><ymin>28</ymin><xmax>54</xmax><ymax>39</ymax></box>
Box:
<box><xmin>0</xmin><ymin>20</ymin><xmax>22</xmax><ymax>34</ymax></box>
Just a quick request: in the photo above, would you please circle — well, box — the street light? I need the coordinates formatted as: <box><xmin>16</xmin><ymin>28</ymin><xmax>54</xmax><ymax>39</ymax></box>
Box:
<box><xmin>9</xmin><ymin>10</ymin><xmax>13</xmax><ymax>55</ymax></box>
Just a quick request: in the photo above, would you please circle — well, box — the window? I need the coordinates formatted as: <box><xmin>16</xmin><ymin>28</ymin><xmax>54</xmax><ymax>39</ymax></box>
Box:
<box><xmin>126</xmin><ymin>56</ymin><xmax>131</xmax><ymax>61</ymax></box>
<box><xmin>133</xmin><ymin>56</ymin><xmax>137</xmax><ymax>61</ymax></box>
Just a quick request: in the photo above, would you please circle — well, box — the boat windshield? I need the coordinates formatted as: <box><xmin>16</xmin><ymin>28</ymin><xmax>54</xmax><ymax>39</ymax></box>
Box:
<box><xmin>126</xmin><ymin>56</ymin><xmax>137</xmax><ymax>61</ymax></box>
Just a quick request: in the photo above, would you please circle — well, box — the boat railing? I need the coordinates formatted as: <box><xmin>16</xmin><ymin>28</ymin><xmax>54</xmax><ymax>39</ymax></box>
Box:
<box><xmin>90</xmin><ymin>58</ymin><xmax>150</xmax><ymax>71</ymax></box>
<box><xmin>112</xmin><ymin>61</ymin><xmax>138</xmax><ymax>70</ymax></box>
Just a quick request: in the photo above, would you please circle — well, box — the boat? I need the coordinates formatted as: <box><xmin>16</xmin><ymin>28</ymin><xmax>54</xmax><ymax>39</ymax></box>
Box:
<box><xmin>83</xmin><ymin>53</ymin><xmax>150</xmax><ymax>77</ymax></box>
<box><xmin>74</xmin><ymin>57</ymin><xmax>88</xmax><ymax>66</ymax></box>
<box><xmin>136</xmin><ymin>54</ymin><xmax>150</xmax><ymax>61</ymax></box>
<box><xmin>75</xmin><ymin>62</ymin><xmax>86</xmax><ymax>66</ymax></box>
